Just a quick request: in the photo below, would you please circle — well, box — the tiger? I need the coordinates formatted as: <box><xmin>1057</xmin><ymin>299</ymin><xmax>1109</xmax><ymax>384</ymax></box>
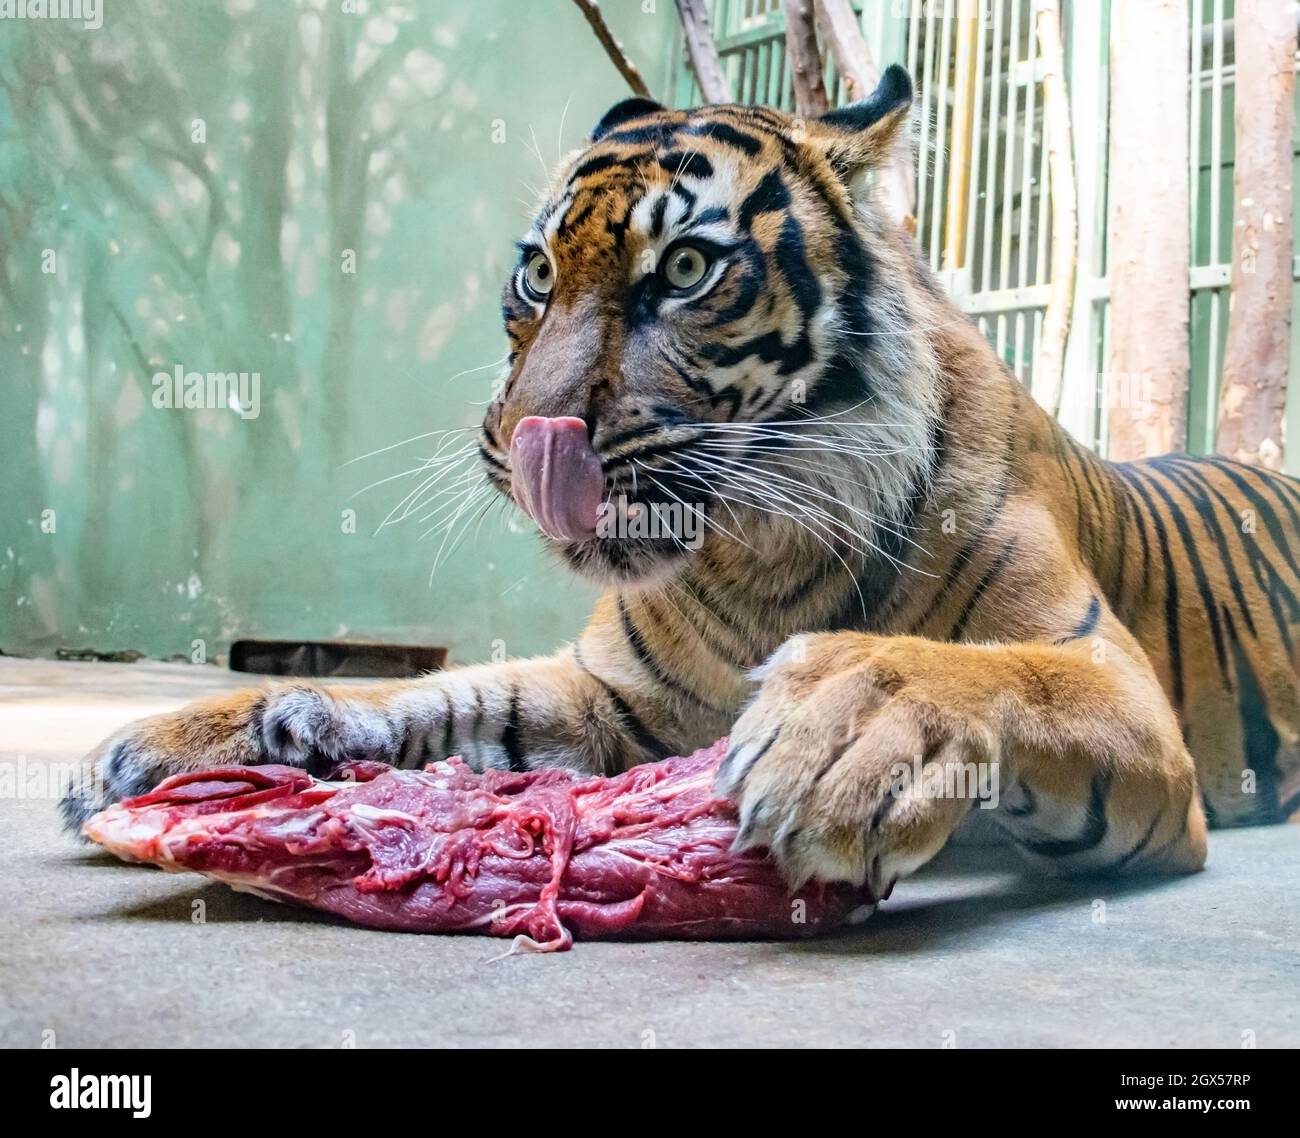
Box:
<box><xmin>63</xmin><ymin>65</ymin><xmax>1300</xmax><ymax>902</ymax></box>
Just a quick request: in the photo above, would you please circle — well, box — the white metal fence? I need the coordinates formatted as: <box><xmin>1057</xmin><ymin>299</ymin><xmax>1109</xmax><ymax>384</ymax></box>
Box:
<box><xmin>670</xmin><ymin>0</ymin><xmax>1300</xmax><ymax>468</ymax></box>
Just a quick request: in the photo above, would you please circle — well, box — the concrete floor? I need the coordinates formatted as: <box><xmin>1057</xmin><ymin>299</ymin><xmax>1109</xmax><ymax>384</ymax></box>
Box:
<box><xmin>1</xmin><ymin>656</ymin><xmax>1297</xmax><ymax>1048</ymax></box>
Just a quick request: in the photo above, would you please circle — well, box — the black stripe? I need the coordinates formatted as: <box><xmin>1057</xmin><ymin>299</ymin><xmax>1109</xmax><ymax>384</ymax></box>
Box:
<box><xmin>773</xmin><ymin>214</ymin><xmax>821</xmax><ymax>322</ymax></box>
<box><xmin>250</xmin><ymin>694</ymin><xmax>271</xmax><ymax>756</ymax></box>
<box><xmin>1058</xmin><ymin>595</ymin><xmax>1102</xmax><ymax>643</ymax></box>
<box><xmin>712</xmin><ymin>104</ymin><xmax>790</xmax><ymax>132</ymax></box>
<box><xmin>1119</xmin><ymin>464</ymin><xmax>1153</xmax><ymax>610</ymax></box>
<box><xmin>603</xmin><ymin>193</ymin><xmax>637</xmax><ymax>246</ymax></box>
<box><xmin>1164</xmin><ymin>457</ymin><xmax>1300</xmax><ymax>655</ymax></box>
<box><xmin>705</xmin><ymin>238</ymin><xmax>766</xmax><ymax>326</ymax></box>
<box><xmin>683</xmin><ymin>120</ymin><xmax>763</xmax><ymax>156</ymax></box>
<box><xmin>681</xmin><ymin>549</ymin><xmax>758</xmax><ymax>636</ymax></box>
<box><xmin>659</xmin><ymin>574</ymin><xmax>751</xmax><ymax>668</ymax></box>
<box><xmin>1070</xmin><ymin>438</ymin><xmax>1107</xmax><ymax>564</ymax></box>
<box><xmin>658</xmin><ymin>151</ymin><xmax>713</xmax><ymax>180</ymax></box>
<box><xmin>440</xmin><ymin>689</ymin><xmax>454</xmax><ymax>760</ymax></box>
<box><xmin>669</xmin><ymin>181</ymin><xmax>697</xmax><ymax>218</ymax></box>
<box><xmin>556</xmin><ymin>198</ymin><xmax>597</xmax><ymax>236</ymax></box>
<box><xmin>1135</xmin><ymin>465</ymin><xmax>1229</xmax><ymax>682</ymax></box>
<box><xmin>1110</xmin><ymin>808</ymin><xmax>1164</xmax><ymax>871</ymax></box>
<box><xmin>928</xmin><ymin>476</ymin><xmax>1011</xmax><ymax>616</ymax></box>
<box><xmin>470</xmin><ymin>687</ymin><xmax>485</xmax><ymax>767</ymax></box>
<box><xmin>691</xmin><ymin>204</ymin><xmax>729</xmax><ymax>228</ymax></box>
<box><xmin>1223</xmin><ymin>606</ymin><xmax>1282</xmax><ymax>823</ymax></box>
<box><xmin>501</xmin><ymin>684</ymin><xmax>526</xmax><ymax>772</ymax></box>
<box><xmin>599</xmin><ymin>420</ymin><xmax>667</xmax><ymax>455</ymax></box>
<box><xmin>601</xmin><ymin>687</ymin><xmax>664</xmax><ymax>766</ymax></box>
<box><xmin>737</xmin><ymin>169</ymin><xmax>790</xmax><ymax>229</ymax></box>
<box><xmin>1101</xmin><ymin>462</ymin><xmax>1133</xmax><ymax>611</ymax></box>
<box><xmin>1115</xmin><ymin>465</ymin><xmax>1185</xmax><ymax>713</ymax></box>
<box><xmin>573</xmin><ymin>647</ymin><xmax>668</xmax><ymax>762</ymax></box>
<box><xmin>604</xmin><ymin>433</ymin><xmax>705</xmax><ymax>471</ymax></box>
<box><xmin>478</xmin><ymin>443</ymin><xmax>506</xmax><ymax>472</ymax></box>
<box><xmin>1156</xmin><ymin>458</ymin><xmax>1258</xmax><ymax>637</ymax></box>
<box><xmin>602</xmin><ymin>123</ymin><xmax>678</xmax><ymax>148</ymax></box>
<box><xmin>398</xmin><ymin>723</ymin><xmax>424</xmax><ymax>770</ymax></box>
<box><xmin>663</xmin><ymin>357</ymin><xmax>716</xmax><ymax>404</ymax></box>
<box><xmin>1016</xmin><ymin>771</ymin><xmax>1112</xmax><ymax>857</ymax></box>
<box><xmin>803</xmin><ymin>176</ymin><xmax>879</xmax><ymax>414</ymax></box>
<box><xmin>1053</xmin><ymin>430</ymin><xmax>1091</xmax><ymax>555</ymax></box>
<box><xmin>837</xmin><ymin>416</ymin><xmax>946</xmax><ymax>631</ymax></box>
<box><xmin>649</xmin><ymin>193</ymin><xmax>668</xmax><ymax>238</ymax></box>
<box><xmin>1264</xmin><ymin>466</ymin><xmax>1300</xmax><ymax>512</ymax></box>
<box><xmin>950</xmin><ymin>539</ymin><xmax>1018</xmax><ymax>641</ymax></box>
<box><xmin>569</xmin><ymin>153</ymin><xmax>626</xmax><ymax>182</ymax></box>
<box><xmin>618</xmin><ymin>596</ymin><xmax>726</xmax><ymax>713</ymax></box>
<box><xmin>710</xmin><ymin>382</ymin><xmax>743</xmax><ymax>420</ymax></box>
<box><xmin>1204</xmin><ymin>458</ymin><xmax>1300</xmax><ymax>583</ymax></box>
<box><xmin>1232</xmin><ymin>458</ymin><xmax>1300</xmax><ymax>532</ymax></box>
<box><xmin>700</xmin><ymin>326</ymin><xmax>812</xmax><ymax>376</ymax></box>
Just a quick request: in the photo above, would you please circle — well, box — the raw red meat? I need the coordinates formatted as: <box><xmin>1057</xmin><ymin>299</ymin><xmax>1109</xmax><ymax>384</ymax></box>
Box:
<box><xmin>83</xmin><ymin>739</ymin><xmax>872</xmax><ymax>951</ymax></box>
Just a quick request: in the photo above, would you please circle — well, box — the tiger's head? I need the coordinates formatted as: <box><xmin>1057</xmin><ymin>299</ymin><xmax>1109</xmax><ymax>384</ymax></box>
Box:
<box><xmin>481</xmin><ymin>65</ymin><xmax>939</xmax><ymax>586</ymax></box>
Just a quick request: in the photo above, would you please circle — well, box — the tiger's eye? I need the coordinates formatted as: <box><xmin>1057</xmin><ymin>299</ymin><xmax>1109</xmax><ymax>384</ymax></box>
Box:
<box><xmin>664</xmin><ymin>245</ymin><xmax>710</xmax><ymax>291</ymax></box>
<box><xmin>523</xmin><ymin>252</ymin><xmax>554</xmax><ymax>300</ymax></box>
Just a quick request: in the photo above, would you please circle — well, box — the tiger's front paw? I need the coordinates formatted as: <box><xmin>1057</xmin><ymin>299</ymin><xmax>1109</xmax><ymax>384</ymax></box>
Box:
<box><xmin>61</xmin><ymin>684</ymin><xmax>401</xmax><ymax>832</ymax></box>
<box><xmin>258</xmin><ymin>685</ymin><xmax>399</xmax><ymax>769</ymax></box>
<box><xmin>716</xmin><ymin>633</ymin><xmax>995</xmax><ymax>895</ymax></box>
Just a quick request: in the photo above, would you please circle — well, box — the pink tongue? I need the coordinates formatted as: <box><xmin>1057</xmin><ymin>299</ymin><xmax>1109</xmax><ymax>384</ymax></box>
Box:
<box><xmin>509</xmin><ymin>416</ymin><xmax>605</xmax><ymax>542</ymax></box>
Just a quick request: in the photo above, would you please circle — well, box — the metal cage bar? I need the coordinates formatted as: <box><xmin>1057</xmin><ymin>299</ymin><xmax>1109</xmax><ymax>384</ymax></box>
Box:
<box><xmin>667</xmin><ymin>0</ymin><xmax>1300</xmax><ymax>471</ymax></box>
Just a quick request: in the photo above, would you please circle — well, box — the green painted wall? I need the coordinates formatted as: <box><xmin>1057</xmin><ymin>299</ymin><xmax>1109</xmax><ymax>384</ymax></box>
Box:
<box><xmin>4</xmin><ymin>2</ymin><xmax>1296</xmax><ymax>666</ymax></box>
<box><xmin>0</xmin><ymin>0</ymin><xmax>677</xmax><ymax>664</ymax></box>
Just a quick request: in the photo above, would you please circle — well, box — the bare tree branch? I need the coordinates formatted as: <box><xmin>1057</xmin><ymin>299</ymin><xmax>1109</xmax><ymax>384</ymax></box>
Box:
<box><xmin>571</xmin><ymin>0</ymin><xmax>652</xmax><ymax>99</ymax></box>
<box><xmin>1216</xmin><ymin>0</ymin><xmax>1296</xmax><ymax>469</ymax></box>
<box><xmin>673</xmin><ymin>0</ymin><xmax>729</xmax><ymax>103</ymax></box>
<box><xmin>1032</xmin><ymin>0</ymin><xmax>1077</xmax><ymax>418</ymax></box>
<box><xmin>813</xmin><ymin>0</ymin><xmax>879</xmax><ymax>98</ymax></box>
<box><xmin>783</xmin><ymin>0</ymin><xmax>829</xmax><ymax>116</ymax></box>
<box><xmin>1106</xmin><ymin>0</ymin><xmax>1189</xmax><ymax>459</ymax></box>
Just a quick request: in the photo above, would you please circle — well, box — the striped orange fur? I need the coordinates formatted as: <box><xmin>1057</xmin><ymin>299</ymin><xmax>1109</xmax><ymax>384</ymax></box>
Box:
<box><xmin>66</xmin><ymin>68</ymin><xmax>1299</xmax><ymax>899</ymax></box>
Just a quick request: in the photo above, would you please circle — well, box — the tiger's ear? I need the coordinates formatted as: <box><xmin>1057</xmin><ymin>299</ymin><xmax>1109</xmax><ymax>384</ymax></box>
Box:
<box><xmin>591</xmin><ymin>97</ymin><xmax>667</xmax><ymax>142</ymax></box>
<box><xmin>809</xmin><ymin>64</ymin><xmax>913</xmax><ymax>180</ymax></box>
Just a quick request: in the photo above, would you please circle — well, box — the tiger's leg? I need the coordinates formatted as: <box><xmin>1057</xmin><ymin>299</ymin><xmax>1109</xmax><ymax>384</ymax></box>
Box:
<box><xmin>717</xmin><ymin>627</ymin><xmax>1207</xmax><ymax>897</ymax></box>
<box><xmin>61</xmin><ymin>611</ymin><xmax>739</xmax><ymax>830</ymax></box>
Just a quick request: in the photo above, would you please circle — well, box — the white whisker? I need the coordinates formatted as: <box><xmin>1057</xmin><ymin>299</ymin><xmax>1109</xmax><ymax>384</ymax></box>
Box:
<box><xmin>344</xmin><ymin>425</ymin><xmax>477</xmax><ymax>467</ymax></box>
